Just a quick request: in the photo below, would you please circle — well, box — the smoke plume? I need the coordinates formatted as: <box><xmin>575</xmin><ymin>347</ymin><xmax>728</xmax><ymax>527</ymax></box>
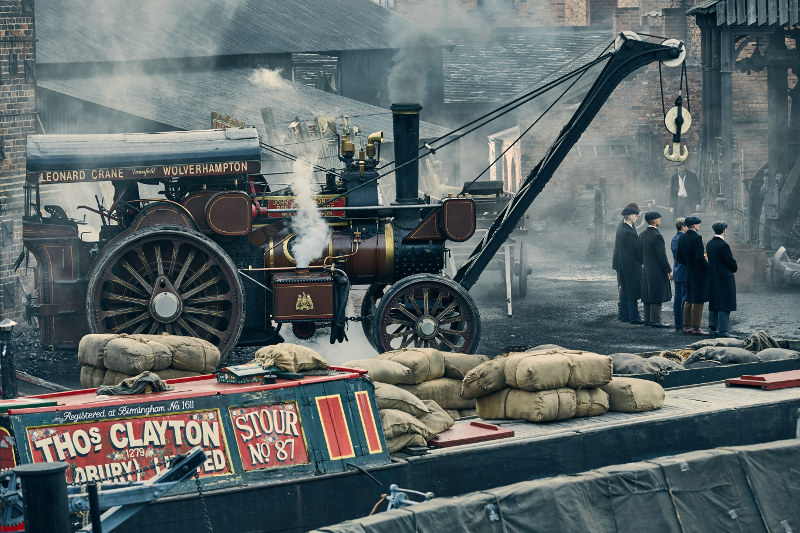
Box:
<box><xmin>288</xmin><ymin>159</ymin><xmax>330</xmax><ymax>268</ymax></box>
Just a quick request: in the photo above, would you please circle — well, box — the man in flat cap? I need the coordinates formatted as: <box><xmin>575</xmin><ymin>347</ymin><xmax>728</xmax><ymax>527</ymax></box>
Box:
<box><xmin>676</xmin><ymin>216</ymin><xmax>709</xmax><ymax>335</ymax></box>
<box><xmin>706</xmin><ymin>221</ymin><xmax>738</xmax><ymax>337</ymax></box>
<box><xmin>639</xmin><ymin>211</ymin><xmax>672</xmax><ymax>327</ymax></box>
<box><xmin>670</xmin><ymin>218</ymin><xmax>689</xmax><ymax>330</ymax></box>
<box><xmin>613</xmin><ymin>205</ymin><xmax>644</xmax><ymax>324</ymax></box>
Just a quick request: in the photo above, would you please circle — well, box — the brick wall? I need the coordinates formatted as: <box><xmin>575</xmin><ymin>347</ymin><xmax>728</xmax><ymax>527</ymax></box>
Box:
<box><xmin>565</xmin><ymin>0</ymin><xmax>588</xmax><ymax>25</ymax></box>
<box><xmin>0</xmin><ymin>0</ymin><xmax>35</xmax><ymax>321</ymax></box>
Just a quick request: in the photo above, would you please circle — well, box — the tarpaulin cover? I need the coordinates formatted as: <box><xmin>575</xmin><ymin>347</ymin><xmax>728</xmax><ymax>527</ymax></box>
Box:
<box><xmin>313</xmin><ymin>439</ymin><xmax>800</xmax><ymax>532</ymax></box>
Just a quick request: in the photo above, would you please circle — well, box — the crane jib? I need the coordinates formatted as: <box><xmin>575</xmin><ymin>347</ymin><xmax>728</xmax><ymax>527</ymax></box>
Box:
<box><xmin>454</xmin><ymin>38</ymin><xmax>684</xmax><ymax>290</ymax></box>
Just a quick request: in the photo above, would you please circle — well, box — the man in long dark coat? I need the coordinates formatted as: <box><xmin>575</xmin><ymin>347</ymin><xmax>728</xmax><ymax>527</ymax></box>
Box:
<box><xmin>706</xmin><ymin>221</ymin><xmax>738</xmax><ymax>337</ymax></box>
<box><xmin>612</xmin><ymin>203</ymin><xmax>639</xmax><ymax>321</ymax></box>
<box><xmin>614</xmin><ymin>206</ymin><xmax>644</xmax><ymax>324</ymax></box>
<box><xmin>676</xmin><ymin>216</ymin><xmax>709</xmax><ymax>335</ymax></box>
<box><xmin>639</xmin><ymin>211</ymin><xmax>672</xmax><ymax>328</ymax></box>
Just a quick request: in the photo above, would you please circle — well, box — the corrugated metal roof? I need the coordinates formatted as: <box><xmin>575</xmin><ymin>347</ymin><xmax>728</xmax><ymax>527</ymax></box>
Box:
<box><xmin>27</xmin><ymin>129</ymin><xmax>262</xmax><ymax>171</ymax></box>
<box><xmin>687</xmin><ymin>0</ymin><xmax>799</xmax><ymax>26</ymax></box>
<box><xmin>36</xmin><ymin>67</ymin><xmax>451</xmax><ymax>143</ymax></box>
<box><xmin>35</xmin><ymin>0</ymin><xmax>445</xmax><ymax>64</ymax></box>
<box><xmin>443</xmin><ymin>27</ymin><xmax>611</xmax><ymax>104</ymax></box>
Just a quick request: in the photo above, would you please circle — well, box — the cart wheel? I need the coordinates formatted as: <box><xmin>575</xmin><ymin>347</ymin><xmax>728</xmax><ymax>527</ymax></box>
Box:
<box><xmin>86</xmin><ymin>225</ymin><xmax>245</xmax><ymax>359</ymax></box>
<box><xmin>372</xmin><ymin>274</ymin><xmax>480</xmax><ymax>353</ymax></box>
<box><xmin>360</xmin><ymin>283</ymin><xmax>386</xmax><ymax>350</ymax></box>
<box><xmin>517</xmin><ymin>242</ymin><xmax>529</xmax><ymax>298</ymax></box>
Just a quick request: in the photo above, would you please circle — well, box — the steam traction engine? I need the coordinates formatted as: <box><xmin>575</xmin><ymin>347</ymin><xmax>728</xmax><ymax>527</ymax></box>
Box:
<box><xmin>22</xmin><ymin>34</ymin><xmax>687</xmax><ymax>359</ymax></box>
<box><xmin>23</xmin><ymin>105</ymin><xmax>480</xmax><ymax>357</ymax></box>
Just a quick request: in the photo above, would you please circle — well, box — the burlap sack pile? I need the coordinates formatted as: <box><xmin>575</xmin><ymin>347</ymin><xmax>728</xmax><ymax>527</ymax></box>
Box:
<box><xmin>376</xmin><ymin>349</ymin><xmax>487</xmax><ymax>421</ymax></box>
<box><xmin>79</xmin><ymin>334</ymin><xmax>212</xmax><ymax>388</ymax></box>
<box><xmin>473</xmin><ymin>349</ymin><xmax>615</xmax><ymax>423</ymax></box>
<box><xmin>373</xmin><ymin>382</ymin><xmax>454</xmax><ymax>453</ymax></box>
<box><xmin>250</xmin><ymin>343</ymin><xmax>329</xmax><ymax>372</ymax></box>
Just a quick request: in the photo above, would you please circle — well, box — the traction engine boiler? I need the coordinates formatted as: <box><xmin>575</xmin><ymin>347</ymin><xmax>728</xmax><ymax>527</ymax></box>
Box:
<box><xmin>22</xmin><ymin>104</ymin><xmax>480</xmax><ymax>358</ymax></box>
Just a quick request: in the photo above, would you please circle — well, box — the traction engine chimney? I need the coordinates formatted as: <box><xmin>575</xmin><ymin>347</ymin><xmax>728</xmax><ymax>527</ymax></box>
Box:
<box><xmin>391</xmin><ymin>103</ymin><xmax>423</xmax><ymax>212</ymax></box>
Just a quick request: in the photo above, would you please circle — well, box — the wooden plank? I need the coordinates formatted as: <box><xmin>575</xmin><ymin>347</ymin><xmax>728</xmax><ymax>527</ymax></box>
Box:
<box><xmin>768</xmin><ymin>0</ymin><xmax>778</xmax><ymax>23</ymax></box>
<box><xmin>718</xmin><ymin>0</ymin><xmax>727</xmax><ymax>25</ymax></box>
<box><xmin>779</xmin><ymin>0</ymin><xmax>789</xmax><ymax>22</ymax></box>
<box><xmin>737</xmin><ymin>0</ymin><xmax>747</xmax><ymax>22</ymax></box>
<box><xmin>791</xmin><ymin>0</ymin><xmax>799</xmax><ymax>24</ymax></box>
<box><xmin>748</xmin><ymin>0</ymin><xmax>758</xmax><ymax>23</ymax></box>
<box><xmin>758</xmin><ymin>0</ymin><xmax>768</xmax><ymax>24</ymax></box>
<box><xmin>727</xmin><ymin>0</ymin><xmax>738</xmax><ymax>24</ymax></box>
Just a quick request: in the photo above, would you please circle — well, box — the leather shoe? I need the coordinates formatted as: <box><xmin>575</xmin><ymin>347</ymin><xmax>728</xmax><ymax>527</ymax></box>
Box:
<box><xmin>629</xmin><ymin>318</ymin><xmax>645</xmax><ymax>325</ymax></box>
<box><xmin>682</xmin><ymin>326</ymin><xmax>693</xmax><ymax>334</ymax></box>
<box><xmin>691</xmin><ymin>327</ymin><xmax>710</xmax><ymax>336</ymax></box>
<box><xmin>716</xmin><ymin>332</ymin><xmax>734</xmax><ymax>338</ymax></box>
<box><xmin>650</xmin><ymin>322</ymin><xmax>670</xmax><ymax>328</ymax></box>
<box><xmin>643</xmin><ymin>321</ymin><xmax>652</xmax><ymax>326</ymax></box>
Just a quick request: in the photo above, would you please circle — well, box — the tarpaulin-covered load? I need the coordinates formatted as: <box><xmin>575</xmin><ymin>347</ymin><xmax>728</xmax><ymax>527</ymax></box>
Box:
<box><xmin>313</xmin><ymin>439</ymin><xmax>800</xmax><ymax>533</ymax></box>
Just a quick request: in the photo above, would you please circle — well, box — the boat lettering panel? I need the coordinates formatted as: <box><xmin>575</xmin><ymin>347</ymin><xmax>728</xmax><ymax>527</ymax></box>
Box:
<box><xmin>229</xmin><ymin>402</ymin><xmax>310</xmax><ymax>471</ymax></box>
<box><xmin>25</xmin><ymin>408</ymin><xmax>232</xmax><ymax>483</ymax></box>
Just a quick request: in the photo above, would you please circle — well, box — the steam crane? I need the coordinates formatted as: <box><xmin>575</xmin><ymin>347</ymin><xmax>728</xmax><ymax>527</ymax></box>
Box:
<box><xmin>454</xmin><ymin>32</ymin><xmax>687</xmax><ymax>292</ymax></box>
<box><xmin>21</xmin><ymin>33</ymin><xmax>686</xmax><ymax>359</ymax></box>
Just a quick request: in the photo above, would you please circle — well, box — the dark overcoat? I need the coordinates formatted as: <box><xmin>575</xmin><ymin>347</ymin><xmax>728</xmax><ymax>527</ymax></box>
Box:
<box><xmin>639</xmin><ymin>226</ymin><xmax>672</xmax><ymax>303</ymax></box>
<box><xmin>615</xmin><ymin>222</ymin><xmax>642</xmax><ymax>300</ymax></box>
<box><xmin>706</xmin><ymin>236</ymin><xmax>737</xmax><ymax>311</ymax></box>
<box><xmin>676</xmin><ymin>229</ymin><xmax>708</xmax><ymax>303</ymax></box>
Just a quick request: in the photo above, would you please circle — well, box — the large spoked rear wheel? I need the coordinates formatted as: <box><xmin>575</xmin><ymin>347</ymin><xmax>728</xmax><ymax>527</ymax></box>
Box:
<box><xmin>372</xmin><ymin>274</ymin><xmax>480</xmax><ymax>354</ymax></box>
<box><xmin>86</xmin><ymin>226</ymin><xmax>244</xmax><ymax>359</ymax></box>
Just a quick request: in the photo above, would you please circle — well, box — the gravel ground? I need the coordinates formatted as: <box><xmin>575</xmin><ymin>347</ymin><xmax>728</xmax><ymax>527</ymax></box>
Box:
<box><xmin>8</xmin><ymin>225</ymin><xmax>800</xmax><ymax>394</ymax></box>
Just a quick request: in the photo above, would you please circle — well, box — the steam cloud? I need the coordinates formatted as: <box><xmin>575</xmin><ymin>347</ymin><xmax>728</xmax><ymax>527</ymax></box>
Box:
<box><xmin>387</xmin><ymin>27</ymin><xmax>442</xmax><ymax>104</ymax></box>
<box><xmin>288</xmin><ymin>159</ymin><xmax>331</xmax><ymax>268</ymax></box>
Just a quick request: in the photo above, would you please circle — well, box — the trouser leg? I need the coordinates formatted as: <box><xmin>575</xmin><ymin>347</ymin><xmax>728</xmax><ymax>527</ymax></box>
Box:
<box><xmin>651</xmin><ymin>304</ymin><xmax>662</xmax><ymax>324</ymax></box>
<box><xmin>673</xmin><ymin>282</ymin><xmax>686</xmax><ymax>329</ymax></box>
<box><xmin>708</xmin><ymin>310</ymin><xmax>718</xmax><ymax>332</ymax></box>
<box><xmin>627</xmin><ymin>300</ymin><xmax>641</xmax><ymax>320</ymax></box>
<box><xmin>642</xmin><ymin>303</ymin><xmax>651</xmax><ymax>323</ymax></box>
<box><xmin>718</xmin><ymin>311</ymin><xmax>730</xmax><ymax>333</ymax></box>
<box><xmin>690</xmin><ymin>303</ymin><xmax>704</xmax><ymax>327</ymax></box>
<box><xmin>683</xmin><ymin>301</ymin><xmax>692</xmax><ymax>327</ymax></box>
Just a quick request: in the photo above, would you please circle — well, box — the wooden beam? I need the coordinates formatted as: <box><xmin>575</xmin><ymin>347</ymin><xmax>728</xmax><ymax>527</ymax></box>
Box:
<box><xmin>737</xmin><ymin>0</ymin><xmax>747</xmax><ymax>22</ymax></box>
<box><xmin>718</xmin><ymin>1</ymin><xmax>727</xmax><ymax>25</ymax></box>
<box><xmin>728</xmin><ymin>0</ymin><xmax>738</xmax><ymax>24</ymax></box>
<box><xmin>768</xmin><ymin>0</ymin><xmax>778</xmax><ymax>23</ymax></box>
<box><xmin>791</xmin><ymin>0</ymin><xmax>799</xmax><ymax>24</ymax></box>
<box><xmin>748</xmin><ymin>0</ymin><xmax>758</xmax><ymax>24</ymax></box>
<box><xmin>758</xmin><ymin>0</ymin><xmax>768</xmax><ymax>24</ymax></box>
<box><xmin>779</xmin><ymin>0</ymin><xmax>789</xmax><ymax>23</ymax></box>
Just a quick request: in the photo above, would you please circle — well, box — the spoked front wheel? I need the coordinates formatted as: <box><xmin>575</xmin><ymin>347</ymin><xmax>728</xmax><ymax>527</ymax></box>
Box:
<box><xmin>372</xmin><ymin>274</ymin><xmax>480</xmax><ymax>353</ymax></box>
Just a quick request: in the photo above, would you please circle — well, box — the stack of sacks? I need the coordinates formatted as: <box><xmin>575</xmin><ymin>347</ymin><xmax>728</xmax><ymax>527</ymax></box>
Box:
<box><xmin>79</xmin><ymin>334</ymin><xmax>218</xmax><ymax>388</ymax></box>
<box><xmin>374</xmin><ymin>348</ymin><xmax>488</xmax><ymax>421</ymax></box>
<box><xmin>373</xmin><ymin>382</ymin><xmax>454</xmax><ymax>453</ymax></box>
<box><xmin>249</xmin><ymin>343</ymin><xmax>330</xmax><ymax>372</ymax></box>
<box><xmin>473</xmin><ymin>349</ymin><xmax>614</xmax><ymax>422</ymax></box>
<box><xmin>341</xmin><ymin>358</ymin><xmax>414</xmax><ymax>385</ymax></box>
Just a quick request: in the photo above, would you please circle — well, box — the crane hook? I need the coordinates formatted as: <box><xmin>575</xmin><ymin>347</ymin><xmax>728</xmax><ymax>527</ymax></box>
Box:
<box><xmin>664</xmin><ymin>142</ymin><xmax>688</xmax><ymax>162</ymax></box>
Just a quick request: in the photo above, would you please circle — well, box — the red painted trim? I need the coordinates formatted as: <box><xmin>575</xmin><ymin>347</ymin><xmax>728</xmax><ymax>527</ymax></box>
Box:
<box><xmin>5</xmin><ymin>370</ymin><xmax>364</xmax><ymax>415</ymax></box>
<box><xmin>316</xmin><ymin>395</ymin><xmax>354</xmax><ymax>460</ymax></box>
<box><xmin>355</xmin><ymin>391</ymin><xmax>382</xmax><ymax>454</ymax></box>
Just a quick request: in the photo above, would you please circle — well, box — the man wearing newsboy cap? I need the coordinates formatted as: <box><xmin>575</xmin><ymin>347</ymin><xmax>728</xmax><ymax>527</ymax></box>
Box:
<box><xmin>639</xmin><ymin>212</ymin><xmax>672</xmax><ymax>328</ymax></box>
<box><xmin>676</xmin><ymin>216</ymin><xmax>710</xmax><ymax>335</ymax></box>
<box><xmin>706</xmin><ymin>221</ymin><xmax>738</xmax><ymax>338</ymax></box>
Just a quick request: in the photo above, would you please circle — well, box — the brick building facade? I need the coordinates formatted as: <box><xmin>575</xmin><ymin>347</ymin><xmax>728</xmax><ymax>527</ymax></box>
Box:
<box><xmin>0</xmin><ymin>0</ymin><xmax>35</xmax><ymax>321</ymax></box>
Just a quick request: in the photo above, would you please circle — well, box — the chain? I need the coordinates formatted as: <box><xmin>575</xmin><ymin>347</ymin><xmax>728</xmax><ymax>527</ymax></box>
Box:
<box><xmin>194</xmin><ymin>473</ymin><xmax>214</xmax><ymax>533</ymax></box>
<box><xmin>346</xmin><ymin>316</ymin><xmax>365</xmax><ymax>322</ymax></box>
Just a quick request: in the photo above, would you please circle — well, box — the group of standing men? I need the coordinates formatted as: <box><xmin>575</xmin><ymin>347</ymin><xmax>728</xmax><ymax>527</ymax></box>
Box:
<box><xmin>613</xmin><ymin>164</ymin><xmax>739</xmax><ymax>337</ymax></box>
